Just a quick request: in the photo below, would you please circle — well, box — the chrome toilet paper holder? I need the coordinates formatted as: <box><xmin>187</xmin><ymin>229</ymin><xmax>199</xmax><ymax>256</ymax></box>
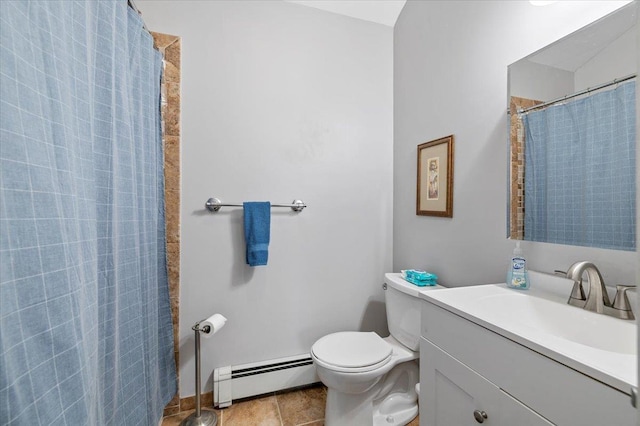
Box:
<box><xmin>180</xmin><ymin>318</ymin><xmax>225</xmax><ymax>426</ymax></box>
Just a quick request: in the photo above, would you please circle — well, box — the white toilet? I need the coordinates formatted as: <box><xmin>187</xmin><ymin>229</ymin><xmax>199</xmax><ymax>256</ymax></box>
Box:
<box><xmin>311</xmin><ymin>273</ymin><xmax>443</xmax><ymax>426</ymax></box>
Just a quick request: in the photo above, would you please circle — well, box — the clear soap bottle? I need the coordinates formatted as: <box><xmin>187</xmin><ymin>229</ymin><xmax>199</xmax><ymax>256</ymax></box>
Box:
<box><xmin>507</xmin><ymin>241</ymin><xmax>529</xmax><ymax>289</ymax></box>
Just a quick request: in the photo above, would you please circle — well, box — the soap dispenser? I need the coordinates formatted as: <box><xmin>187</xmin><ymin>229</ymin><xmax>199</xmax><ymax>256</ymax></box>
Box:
<box><xmin>507</xmin><ymin>241</ymin><xmax>529</xmax><ymax>289</ymax></box>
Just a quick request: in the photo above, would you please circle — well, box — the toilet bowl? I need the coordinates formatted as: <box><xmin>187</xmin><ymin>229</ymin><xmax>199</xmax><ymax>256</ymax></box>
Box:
<box><xmin>312</xmin><ymin>332</ymin><xmax>419</xmax><ymax>425</ymax></box>
<box><xmin>311</xmin><ymin>273</ymin><xmax>443</xmax><ymax>426</ymax></box>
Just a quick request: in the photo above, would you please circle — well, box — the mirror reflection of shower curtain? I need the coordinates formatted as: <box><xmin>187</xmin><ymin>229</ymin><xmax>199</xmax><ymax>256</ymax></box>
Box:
<box><xmin>522</xmin><ymin>81</ymin><xmax>636</xmax><ymax>251</ymax></box>
<box><xmin>0</xmin><ymin>1</ymin><xmax>177</xmax><ymax>425</ymax></box>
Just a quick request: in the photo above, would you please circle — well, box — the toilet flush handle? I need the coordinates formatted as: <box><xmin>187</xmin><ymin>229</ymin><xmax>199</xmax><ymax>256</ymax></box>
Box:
<box><xmin>382</xmin><ymin>283</ymin><xmax>387</xmax><ymax>290</ymax></box>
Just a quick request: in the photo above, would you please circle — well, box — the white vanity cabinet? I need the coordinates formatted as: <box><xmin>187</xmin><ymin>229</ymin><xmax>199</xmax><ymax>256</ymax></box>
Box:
<box><xmin>420</xmin><ymin>293</ymin><xmax>636</xmax><ymax>426</ymax></box>
<box><xmin>421</xmin><ymin>338</ymin><xmax>552</xmax><ymax>425</ymax></box>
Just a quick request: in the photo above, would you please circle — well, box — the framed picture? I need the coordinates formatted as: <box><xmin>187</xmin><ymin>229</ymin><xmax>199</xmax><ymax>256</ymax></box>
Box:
<box><xmin>417</xmin><ymin>135</ymin><xmax>454</xmax><ymax>217</ymax></box>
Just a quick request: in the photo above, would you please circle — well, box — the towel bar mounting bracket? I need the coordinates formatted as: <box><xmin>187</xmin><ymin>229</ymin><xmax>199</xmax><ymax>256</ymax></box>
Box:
<box><xmin>205</xmin><ymin>198</ymin><xmax>224</xmax><ymax>212</ymax></box>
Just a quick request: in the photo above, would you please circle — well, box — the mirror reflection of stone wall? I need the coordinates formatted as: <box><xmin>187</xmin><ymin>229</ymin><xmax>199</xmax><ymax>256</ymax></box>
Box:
<box><xmin>507</xmin><ymin>2</ymin><xmax>637</xmax><ymax>251</ymax></box>
<box><xmin>509</xmin><ymin>96</ymin><xmax>540</xmax><ymax>241</ymax></box>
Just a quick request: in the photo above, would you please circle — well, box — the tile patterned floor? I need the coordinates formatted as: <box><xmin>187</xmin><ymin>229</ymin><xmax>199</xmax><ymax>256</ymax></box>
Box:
<box><xmin>161</xmin><ymin>385</ymin><xmax>420</xmax><ymax>426</ymax></box>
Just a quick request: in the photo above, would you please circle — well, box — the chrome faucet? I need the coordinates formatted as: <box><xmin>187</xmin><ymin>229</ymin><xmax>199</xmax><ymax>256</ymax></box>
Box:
<box><xmin>564</xmin><ymin>261</ymin><xmax>635</xmax><ymax>320</ymax></box>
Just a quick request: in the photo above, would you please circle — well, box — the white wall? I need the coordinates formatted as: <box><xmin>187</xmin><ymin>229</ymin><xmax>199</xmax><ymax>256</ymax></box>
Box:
<box><xmin>393</xmin><ymin>1</ymin><xmax>635</xmax><ymax>287</ymax></box>
<box><xmin>510</xmin><ymin>18</ymin><xmax>636</xmax><ymax>101</ymax></box>
<box><xmin>509</xmin><ymin>60</ymin><xmax>574</xmax><ymax>101</ymax></box>
<box><xmin>575</xmin><ymin>26</ymin><xmax>636</xmax><ymax>90</ymax></box>
<box><xmin>138</xmin><ymin>1</ymin><xmax>393</xmax><ymax>395</ymax></box>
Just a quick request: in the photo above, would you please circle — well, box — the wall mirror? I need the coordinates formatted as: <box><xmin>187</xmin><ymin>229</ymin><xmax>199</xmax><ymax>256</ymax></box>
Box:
<box><xmin>508</xmin><ymin>2</ymin><xmax>637</xmax><ymax>251</ymax></box>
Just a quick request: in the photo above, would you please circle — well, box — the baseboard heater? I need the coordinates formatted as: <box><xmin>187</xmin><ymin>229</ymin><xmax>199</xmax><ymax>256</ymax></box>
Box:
<box><xmin>213</xmin><ymin>353</ymin><xmax>319</xmax><ymax>408</ymax></box>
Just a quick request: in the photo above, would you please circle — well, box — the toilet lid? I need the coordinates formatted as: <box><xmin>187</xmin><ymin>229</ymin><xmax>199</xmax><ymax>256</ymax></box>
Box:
<box><xmin>312</xmin><ymin>332</ymin><xmax>392</xmax><ymax>370</ymax></box>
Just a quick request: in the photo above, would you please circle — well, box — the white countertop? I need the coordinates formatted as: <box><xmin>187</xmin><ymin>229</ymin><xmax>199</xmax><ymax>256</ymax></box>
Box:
<box><xmin>419</xmin><ymin>271</ymin><xmax>637</xmax><ymax>394</ymax></box>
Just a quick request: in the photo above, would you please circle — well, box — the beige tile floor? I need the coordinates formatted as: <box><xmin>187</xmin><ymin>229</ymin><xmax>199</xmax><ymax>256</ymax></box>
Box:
<box><xmin>161</xmin><ymin>385</ymin><xmax>420</xmax><ymax>426</ymax></box>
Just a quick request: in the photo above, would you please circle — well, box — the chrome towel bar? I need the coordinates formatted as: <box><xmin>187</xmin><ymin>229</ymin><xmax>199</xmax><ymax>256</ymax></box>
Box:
<box><xmin>205</xmin><ymin>197</ymin><xmax>306</xmax><ymax>213</ymax></box>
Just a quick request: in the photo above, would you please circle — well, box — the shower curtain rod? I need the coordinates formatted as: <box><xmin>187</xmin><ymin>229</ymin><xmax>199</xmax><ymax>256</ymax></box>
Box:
<box><xmin>518</xmin><ymin>73</ymin><xmax>636</xmax><ymax>114</ymax></box>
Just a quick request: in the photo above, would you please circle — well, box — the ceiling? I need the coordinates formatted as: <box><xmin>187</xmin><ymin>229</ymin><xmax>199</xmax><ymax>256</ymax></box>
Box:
<box><xmin>286</xmin><ymin>0</ymin><xmax>406</xmax><ymax>27</ymax></box>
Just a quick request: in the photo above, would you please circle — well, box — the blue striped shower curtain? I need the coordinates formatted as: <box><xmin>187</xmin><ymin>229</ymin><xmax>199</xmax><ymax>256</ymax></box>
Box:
<box><xmin>522</xmin><ymin>81</ymin><xmax>636</xmax><ymax>251</ymax></box>
<box><xmin>0</xmin><ymin>1</ymin><xmax>177</xmax><ymax>424</ymax></box>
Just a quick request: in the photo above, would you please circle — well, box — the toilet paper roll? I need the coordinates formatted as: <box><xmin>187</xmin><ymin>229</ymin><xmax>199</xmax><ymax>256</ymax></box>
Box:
<box><xmin>200</xmin><ymin>313</ymin><xmax>227</xmax><ymax>338</ymax></box>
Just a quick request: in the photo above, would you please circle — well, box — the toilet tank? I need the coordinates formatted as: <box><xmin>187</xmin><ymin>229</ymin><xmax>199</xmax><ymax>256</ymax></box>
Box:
<box><xmin>384</xmin><ymin>273</ymin><xmax>443</xmax><ymax>351</ymax></box>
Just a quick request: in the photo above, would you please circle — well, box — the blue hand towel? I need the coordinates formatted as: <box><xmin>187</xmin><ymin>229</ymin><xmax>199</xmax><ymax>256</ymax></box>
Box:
<box><xmin>243</xmin><ymin>202</ymin><xmax>271</xmax><ymax>266</ymax></box>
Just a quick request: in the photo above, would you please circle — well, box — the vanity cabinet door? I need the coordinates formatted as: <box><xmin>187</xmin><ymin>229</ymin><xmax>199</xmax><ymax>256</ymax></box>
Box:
<box><xmin>420</xmin><ymin>338</ymin><xmax>553</xmax><ymax>426</ymax></box>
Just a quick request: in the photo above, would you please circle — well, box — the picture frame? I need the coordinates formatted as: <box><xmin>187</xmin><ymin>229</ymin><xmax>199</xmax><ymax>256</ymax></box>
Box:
<box><xmin>417</xmin><ymin>135</ymin><xmax>454</xmax><ymax>217</ymax></box>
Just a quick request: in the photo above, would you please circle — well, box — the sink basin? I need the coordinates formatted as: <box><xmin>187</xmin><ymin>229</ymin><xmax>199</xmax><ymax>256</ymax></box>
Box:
<box><xmin>477</xmin><ymin>291</ymin><xmax>636</xmax><ymax>355</ymax></box>
<box><xmin>420</xmin><ymin>271</ymin><xmax>637</xmax><ymax>393</ymax></box>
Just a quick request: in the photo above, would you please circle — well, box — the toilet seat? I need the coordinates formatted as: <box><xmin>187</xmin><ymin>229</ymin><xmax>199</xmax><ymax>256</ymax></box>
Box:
<box><xmin>311</xmin><ymin>332</ymin><xmax>392</xmax><ymax>373</ymax></box>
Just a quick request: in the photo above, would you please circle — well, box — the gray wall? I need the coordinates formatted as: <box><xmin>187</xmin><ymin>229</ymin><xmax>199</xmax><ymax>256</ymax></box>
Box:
<box><xmin>138</xmin><ymin>0</ymin><xmax>393</xmax><ymax>395</ymax></box>
<box><xmin>393</xmin><ymin>0</ymin><xmax>635</xmax><ymax>287</ymax></box>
